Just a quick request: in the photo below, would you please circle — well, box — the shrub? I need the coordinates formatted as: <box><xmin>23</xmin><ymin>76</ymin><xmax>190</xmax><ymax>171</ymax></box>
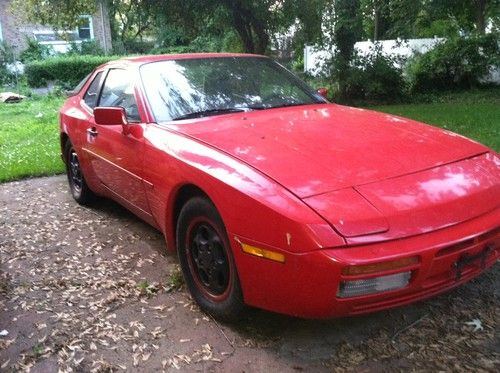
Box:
<box><xmin>150</xmin><ymin>29</ymin><xmax>242</xmax><ymax>55</ymax></box>
<box><xmin>0</xmin><ymin>42</ymin><xmax>16</xmax><ymax>85</ymax></box>
<box><xmin>358</xmin><ymin>48</ymin><xmax>406</xmax><ymax>102</ymax></box>
<box><xmin>189</xmin><ymin>35</ymin><xmax>224</xmax><ymax>52</ymax></box>
<box><xmin>408</xmin><ymin>34</ymin><xmax>500</xmax><ymax>93</ymax></box>
<box><xmin>0</xmin><ymin>65</ymin><xmax>14</xmax><ymax>85</ymax></box>
<box><xmin>220</xmin><ymin>31</ymin><xmax>244</xmax><ymax>53</ymax></box>
<box><xmin>149</xmin><ymin>45</ymin><xmax>197</xmax><ymax>55</ymax></box>
<box><xmin>25</xmin><ymin>55</ymin><xmax>118</xmax><ymax>88</ymax></box>
<box><xmin>291</xmin><ymin>54</ymin><xmax>304</xmax><ymax>72</ymax></box>
<box><xmin>327</xmin><ymin>45</ymin><xmax>406</xmax><ymax>104</ymax></box>
<box><xmin>19</xmin><ymin>38</ymin><xmax>53</xmax><ymax>63</ymax></box>
<box><xmin>67</xmin><ymin>40</ymin><xmax>105</xmax><ymax>56</ymax></box>
<box><xmin>123</xmin><ymin>40</ymin><xmax>155</xmax><ymax>54</ymax></box>
<box><xmin>188</xmin><ymin>32</ymin><xmax>243</xmax><ymax>53</ymax></box>
<box><xmin>155</xmin><ymin>25</ymin><xmax>191</xmax><ymax>50</ymax></box>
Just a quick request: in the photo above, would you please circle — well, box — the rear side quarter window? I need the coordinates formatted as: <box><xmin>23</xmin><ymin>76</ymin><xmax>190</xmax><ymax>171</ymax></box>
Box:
<box><xmin>83</xmin><ymin>72</ymin><xmax>104</xmax><ymax>109</ymax></box>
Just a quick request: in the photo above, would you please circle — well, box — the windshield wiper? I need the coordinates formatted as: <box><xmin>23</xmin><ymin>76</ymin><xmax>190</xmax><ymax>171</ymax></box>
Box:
<box><xmin>173</xmin><ymin>108</ymin><xmax>249</xmax><ymax>121</ymax></box>
<box><xmin>268</xmin><ymin>102</ymin><xmax>311</xmax><ymax>109</ymax></box>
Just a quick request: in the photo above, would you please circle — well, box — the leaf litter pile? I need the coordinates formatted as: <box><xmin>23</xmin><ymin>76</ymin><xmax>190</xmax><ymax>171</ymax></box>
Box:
<box><xmin>0</xmin><ymin>175</ymin><xmax>498</xmax><ymax>372</ymax></box>
<box><xmin>0</xmin><ymin>177</ymin><xmax>240</xmax><ymax>372</ymax></box>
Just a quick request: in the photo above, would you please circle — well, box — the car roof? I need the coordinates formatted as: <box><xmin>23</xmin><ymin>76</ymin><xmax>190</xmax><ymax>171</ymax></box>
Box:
<box><xmin>104</xmin><ymin>53</ymin><xmax>267</xmax><ymax>68</ymax></box>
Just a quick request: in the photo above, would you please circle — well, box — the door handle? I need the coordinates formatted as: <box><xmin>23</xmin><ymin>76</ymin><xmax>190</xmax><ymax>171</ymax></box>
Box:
<box><xmin>87</xmin><ymin>127</ymin><xmax>98</xmax><ymax>137</ymax></box>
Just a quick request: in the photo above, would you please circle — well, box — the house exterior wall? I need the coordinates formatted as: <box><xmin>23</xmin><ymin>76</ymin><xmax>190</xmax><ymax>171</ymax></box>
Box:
<box><xmin>0</xmin><ymin>0</ymin><xmax>112</xmax><ymax>54</ymax></box>
<box><xmin>0</xmin><ymin>0</ymin><xmax>35</xmax><ymax>52</ymax></box>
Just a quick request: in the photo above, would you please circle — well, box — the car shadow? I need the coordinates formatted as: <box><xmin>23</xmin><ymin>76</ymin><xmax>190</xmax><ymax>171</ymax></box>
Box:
<box><xmin>228</xmin><ymin>267</ymin><xmax>498</xmax><ymax>362</ymax></box>
<box><xmin>230</xmin><ymin>303</ymin><xmax>429</xmax><ymax>361</ymax></box>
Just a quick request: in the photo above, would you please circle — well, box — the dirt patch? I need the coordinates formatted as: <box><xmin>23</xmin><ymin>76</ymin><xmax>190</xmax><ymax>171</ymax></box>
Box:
<box><xmin>0</xmin><ymin>176</ymin><xmax>498</xmax><ymax>372</ymax></box>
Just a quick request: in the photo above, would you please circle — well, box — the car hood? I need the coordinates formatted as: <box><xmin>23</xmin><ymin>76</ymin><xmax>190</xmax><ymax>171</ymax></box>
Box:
<box><xmin>171</xmin><ymin>104</ymin><xmax>488</xmax><ymax>198</ymax></box>
<box><xmin>304</xmin><ymin>152</ymin><xmax>499</xmax><ymax>240</ymax></box>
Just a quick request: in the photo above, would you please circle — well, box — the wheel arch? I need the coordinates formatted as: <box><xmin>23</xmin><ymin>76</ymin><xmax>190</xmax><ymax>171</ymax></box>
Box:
<box><xmin>169</xmin><ymin>183</ymin><xmax>211</xmax><ymax>253</ymax></box>
<box><xmin>60</xmin><ymin>132</ymin><xmax>70</xmax><ymax>164</ymax></box>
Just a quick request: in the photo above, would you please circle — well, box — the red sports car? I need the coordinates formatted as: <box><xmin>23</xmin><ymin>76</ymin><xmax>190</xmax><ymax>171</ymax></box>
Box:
<box><xmin>59</xmin><ymin>54</ymin><xmax>499</xmax><ymax>320</ymax></box>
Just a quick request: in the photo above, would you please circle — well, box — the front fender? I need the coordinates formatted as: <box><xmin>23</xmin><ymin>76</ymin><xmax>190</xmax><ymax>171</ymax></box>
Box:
<box><xmin>141</xmin><ymin>124</ymin><xmax>345</xmax><ymax>255</ymax></box>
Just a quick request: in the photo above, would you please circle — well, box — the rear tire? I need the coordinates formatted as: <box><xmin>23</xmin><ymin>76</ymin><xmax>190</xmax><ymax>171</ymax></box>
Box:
<box><xmin>176</xmin><ymin>197</ymin><xmax>245</xmax><ymax>322</ymax></box>
<box><xmin>64</xmin><ymin>141</ymin><xmax>95</xmax><ymax>205</ymax></box>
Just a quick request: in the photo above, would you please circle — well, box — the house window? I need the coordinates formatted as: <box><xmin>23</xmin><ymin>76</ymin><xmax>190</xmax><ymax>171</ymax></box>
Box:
<box><xmin>33</xmin><ymin>32</ymin><xmax>59</xmax><ymax>42</ymax></box>
<box><xmin>32</xmin><ymin>15</ymin><xmax>94</xmax><ymax>44</ymax></box>
<box><xmin>78</xmin><ymin>16</ymin><xmax>93</xmax><ymax>40</ymax></box>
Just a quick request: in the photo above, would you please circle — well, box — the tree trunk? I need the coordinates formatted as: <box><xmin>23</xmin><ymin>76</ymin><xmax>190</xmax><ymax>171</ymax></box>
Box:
<box><xmin>250</xmin><ymin>18</ymin><xmax>269</xmax><ymax>54</ymax></box>
<box><xmin>222</xmin><ymin>0</ymin><xmax>269</xmax><ymax>54</ymax></box>
<box><xmin>475</xmin><ymin>0</ymin><xmax>486</xmax><ymax>34</ymax></box>
<box><xmin>233</xmin><ymin>14</ymin><xmax>255</xmax><ymax>53</ymax></box>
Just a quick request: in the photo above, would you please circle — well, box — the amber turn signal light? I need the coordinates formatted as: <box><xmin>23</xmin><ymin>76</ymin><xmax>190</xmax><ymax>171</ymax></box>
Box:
<box><xmin>342</xmin><ymin>256</ymin><xmax>419</xmax><ymax>276</ymax></box>
<box><xmin>240</xmin><ymin>243</ymin><xmax>286</xmax><ymax>263</ymax></box>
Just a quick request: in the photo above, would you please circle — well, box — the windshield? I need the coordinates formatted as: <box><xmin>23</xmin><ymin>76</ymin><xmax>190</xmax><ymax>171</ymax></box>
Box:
<box><xmin>140</xmin><ymin>56</ymin><xmax>326</xmax><ymax>122</ymax></box>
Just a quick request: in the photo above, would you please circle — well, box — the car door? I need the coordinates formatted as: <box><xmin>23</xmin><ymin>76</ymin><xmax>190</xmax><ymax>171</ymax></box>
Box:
<box><xmin>82</xmin><ymin>68</ymin><xmax>152</xmax><ymax>218</ymax></box>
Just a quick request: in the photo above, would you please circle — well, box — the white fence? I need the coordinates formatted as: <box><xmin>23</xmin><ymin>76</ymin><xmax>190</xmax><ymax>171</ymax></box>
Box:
<box><xmin>304</xmin><ymin>37</ymin><xmax>500</xmax><ymax>83</ymax></box>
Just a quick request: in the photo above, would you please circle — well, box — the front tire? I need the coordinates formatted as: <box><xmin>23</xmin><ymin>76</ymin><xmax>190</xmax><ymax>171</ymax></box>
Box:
<box><xmin>176</xmin><ymin>197</ymin><xmax>245</xmax><ymax>321</ymax></box>
<box><xmin>64</xmin><ymin>141</ymin><xmax>95</xmax><ymax>205</ymax></box>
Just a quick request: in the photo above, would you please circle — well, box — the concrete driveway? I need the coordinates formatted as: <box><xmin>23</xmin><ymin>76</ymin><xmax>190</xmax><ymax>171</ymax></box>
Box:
<box><xmin>0</xmin><ymin>176</ymin><xmax>498</xmax><ymax>372</ymax></box>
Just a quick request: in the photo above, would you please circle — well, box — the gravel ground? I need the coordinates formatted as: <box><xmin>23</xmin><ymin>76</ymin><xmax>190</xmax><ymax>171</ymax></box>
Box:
<box><xmin>0</xmin><ymin>175</ymin><xmax>498</xmax><ymax>372</ymax></box>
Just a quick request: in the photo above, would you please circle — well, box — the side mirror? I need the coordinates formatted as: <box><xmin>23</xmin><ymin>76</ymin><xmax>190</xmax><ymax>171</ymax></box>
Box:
<box><xmin>317</xmin><ymin>87</ymin><xmax>328</xmax><ymax>99</ymax></box>
<box><xmin>94</xmin><ymin>106</ymin><xmax>128</xmax><ymax>126</ymax></box>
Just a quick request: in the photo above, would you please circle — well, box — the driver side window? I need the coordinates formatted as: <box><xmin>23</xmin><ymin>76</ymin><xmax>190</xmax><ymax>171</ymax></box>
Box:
<box><xmin>98</xmin><ymin>69</ymin><xmax>141</xmax><ymax>122</ymax></box>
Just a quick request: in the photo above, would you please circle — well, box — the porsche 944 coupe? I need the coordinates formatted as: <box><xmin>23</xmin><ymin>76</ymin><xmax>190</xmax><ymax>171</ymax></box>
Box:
<box><xmin>59</xmin><ymin>54</ymin><xmax>499</xmax><ymax>320</ymax></box>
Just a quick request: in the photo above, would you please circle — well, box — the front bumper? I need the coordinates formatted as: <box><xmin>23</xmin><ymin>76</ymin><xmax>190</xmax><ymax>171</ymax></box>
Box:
<box><xmin>232</xmin><ymin>208</ymin><xmax>499</xmax><ymax>318</ymax></box>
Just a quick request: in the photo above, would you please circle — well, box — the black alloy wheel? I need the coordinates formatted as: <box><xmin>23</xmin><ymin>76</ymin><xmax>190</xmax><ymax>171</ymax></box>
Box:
<box><xmin>65</xmin><ymin>141</ymin><xmax>95</xmax><ymax>205</ymax></box>
<box><xmin>177</xmin><ymin>196</ymin><xmax>245</xmax><ymax>321</ymax></box>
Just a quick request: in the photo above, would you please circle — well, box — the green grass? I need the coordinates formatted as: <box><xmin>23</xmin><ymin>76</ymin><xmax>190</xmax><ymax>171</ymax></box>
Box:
<box><xmin>0</xmin><ymin>89</ymin><xmax>498</xmax><ymax>183</ymax></box>
<box><xmin>368</xmin><ymin>88</ymin><xmax>500</xmax><ymax>151</ymax></box>
<box><xmin>0</xmin><ymin>95</ymin><xmax>65</xmax><ymax>182</ymax></box>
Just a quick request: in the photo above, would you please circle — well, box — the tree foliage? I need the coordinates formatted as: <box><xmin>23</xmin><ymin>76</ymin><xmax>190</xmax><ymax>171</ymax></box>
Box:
<box><xmin>423</xmin><ymin>0</ymin><xmax>499</xmax><ymax>35</ymax></box>
<box><xmin>149</xmin><ymin>0</ymin><xmax>297</xmax><ymax>54</ymax></box>
<box><xmin>358</xmin><ymin>0</ymin><xmax>499</xmax><ymax>40</ymax></box>
<box><xmin>11</xmin><ymin>0</ymin><xmax>97</xmax><ymax>31</ymax></box>
<box><xmin>109</xmin><ymin>0</ymin><xmax>155</xmax><ymax>45</ymax></box>
<box><xmin>11</xmin><ymin>0</ymin><xmax>500</xmax><ymax>102</ymax></box>
<box><xmin>13</xmin><ymin>0</ymin><xmax>500</xmax><ymax>54</ymax></box>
